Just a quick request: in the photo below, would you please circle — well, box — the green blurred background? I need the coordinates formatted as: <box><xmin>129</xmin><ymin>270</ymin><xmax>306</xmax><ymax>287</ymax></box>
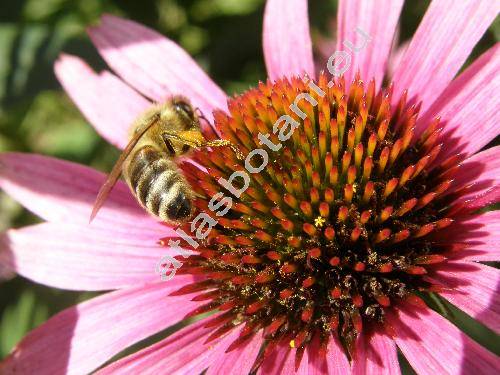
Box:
<box><xmin>0</xmin><ymin>0</ymin><xmax>498</xmax><ymax>370</ymax></box>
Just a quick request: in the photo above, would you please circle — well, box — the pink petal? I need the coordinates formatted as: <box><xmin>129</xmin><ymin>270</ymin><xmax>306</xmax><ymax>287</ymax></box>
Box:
<box><xmin>88</xmin><ymin>15</ymin><xmax>227</xmax><ymax>127</ymax></box>
<box><xmin>430</xmin><ymin>262</ymin><xmax>500</xmax><ymax>334</ymax></box>
<box><xmin>260</xmin><ymin>335</ymin><xmax>327</xmax><ymax>375</ymax></box>
<box><xmin>315</xmin><ymin>22</ymin><xmax>337</xmax><ymax>71</ymax></box>
<box><xmin>418</xmin><ymin>44</ymin><xmax>500</xmax><ymax>160</ymax></box>
<box><xmin>0</xmin><ymin>153</ymin><xmax>170</xmax><ymax>239</ymax></box>
<box><xmin>296</xmin><ymin>343</ymin><xmax>311</xmax><ymax>375</ymax></box>
<box><xmin>459</xmin><ymin>186</ymin><xmax>500</xmax><ymax>214</ymax></box>
<box><xmin>55</xmin><ymin>54</ymin><xmax>150</xmax><ymax>149</ymax></box>
<box><xmin>305</xmin><ymin>335</ymin><xmax>330</xmax><ymax>375</ymax></box>
<box><xmin>391</xmin><ymin>0</ymin><xmax>499</xmax><ymax>114</ymax></box>
<box><xmin>447</xmin><ymin>186</ymin><xmax>500</xmax><ymax>218</ymax></box>
<box><xmin>437</xmin><ymin>211</ymin><xmax>500</xmax><ymax>262</ymax></box>
<box><xmin>387</xmin><ymin>41</ymin><xmax>408</xmax><ymax>81</ymax></box>
<box><xmin>257</xmin><ymin>339</ymin><xmax>291</xmax><ymax>374</ymax></box>
<box><xmin>336</xmin><ymin>0</ymin><xmax>404</xmax><ymax>89</ymax></box>
<box><xmin>1</xmin><ymin>278</ymin><xmax>201</xmax><ymax>375</ymax></box>
<box><xmin>259</xmin><ymin>336</ymin><xmax>333</xmax><ymax>374</ymax></box>
<box><xmin>325</xmin><ymin>334</ymin><xmax>351</xmax><ymax>375</ymax></box>
<box><xmin>206</xmin><ymin>332</ymin><xmax>263</xmax><ymax>375</ymax></box>
<box><xmin>98</xmin><ymin>317</ymin><xmax>243</xmax><ymax>374</ymax></box>
<box><xmin>352</xmin><ymin>331</ymin><xmax>400</xmax><ymax>375</ymax></box>
<box><xmin>258</xmin><ymin>335</ymin><xmax>345</xmax><ymax>374</ymax></box>
<box><xmin>0</xmin><ymin>223</ymin><xmax>173</xmax><ymax>291</ymax></box>
<box><xmin>448</xmin><ymin>146</ymin><xmax>500</xmax><ymax>203</ymax></box>
<box><xmin>388</xmin><ymin>303</ymin><xmax>500</xmax><ymax>374</ymax></box>
<box><xmin>263</xmin><ymin>0</ymin><xmax>315</xmax><ymax>81</ymax></box>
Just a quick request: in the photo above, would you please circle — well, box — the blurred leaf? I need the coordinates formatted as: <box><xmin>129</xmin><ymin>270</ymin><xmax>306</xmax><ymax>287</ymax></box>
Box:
<box><xmin>11</xmin><ymin>25</ymin><xmax>50</xmax><ymax>97</ymax></box>
<box><xmin>0</xmin><ymin>132</ymin><xmax>15</xmax><ymax>151</ymax></box>
<box><xmin>23</xmin><ymin>0</ymin><xmax>67</xmax><ymax>21</ymax></box>
<box><xmin>211</xmin><ymin>0</ymin><xmax>263</xmax><ymax>15</ymax></box>
<box><xmin>44</xmin><ymin>15</ymin><xmax>86</xmax><ymax>59</ymax></box>
<box><xmin>0</xmin><ymin>193</ymin><xmax>23</xmax><ymax>232</ymax></box>
<box><xmin>398</xmin><ymin>350</ymin><xmax>417</xmax><ymax>375</ymax></box>
<box><xmin>157</xmin><ymin>0</ymin><xmax>187</xmax><ymax>32</ymax></box>
<box><xmin>224</xmin><ymin>61</ymin><xmax>265</xmax><ymax>95</ymax></box>
<box><xmin>191</xmin><ymin>0</ymin><xmax>264</xmax><ymax>21</ymax></box>
<box><xmin>179</xmin><ymin>25</ymin><xmax>209</xmax><ymax>54</ymax></box>
<box><xmin>0</xmin><ymin>289</ymin><xmax>49</xmax><ymax>357</ymax></box>
<box><xmin>0</xmin><ymin>24</ymin><xmax>18</xmax><ymax>104</ymax></box>
<box><xmin>490</xmin><ymin>15</ymin><xmax>500</xmax><ymax>41</ymax></box>
<box><xmin>20</xmin><ymin>90</ymin><xmax>98</xmax><ymax>160</ymax></box>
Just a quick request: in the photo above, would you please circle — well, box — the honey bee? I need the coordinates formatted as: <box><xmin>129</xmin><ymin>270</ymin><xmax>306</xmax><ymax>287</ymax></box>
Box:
<box><xmin>90</xmin><ymin>96</ymin><xmax>243</xmax><ymax>225</ymax></box>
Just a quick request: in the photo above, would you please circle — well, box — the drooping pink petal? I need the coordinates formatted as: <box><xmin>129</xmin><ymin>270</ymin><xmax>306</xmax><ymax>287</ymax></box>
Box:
<box><xmin>258</xmin><ymin>335</ymin><xmax>332</xmax><ymax>374</ymax></box>
<box><xmin>442</xmin><ymin>145</ymin><xmax>500</xmax><ymax>215</ymax></box>
<box><xmin>447</xmin><ymin>146</ymin><xmax>500</xmax><ymax>203</ymax></box>
<box><xmin>387</xmin><ymin>41</ymin><xmax>408</xmax><ymax>81</ymax></box>
<box><xmin>336</xmin><ymin>0</ymin><xmax>403</xmax><ymax>89</ymax></box>
<box><xmin>305</xmin><ymin>335</ymin><xmax>330</xmax><ymax>375</ymax></box>
<box><xmin>387</xmin><ymin>303</ymin><xmax>500</xmax><ymax>374</ymax></box>
<box><xmin>263</xmin><ymin>0</ymin><xmax>315</xmax><ymax>81</ymax></box>
<box><xmin>325</xmin><ymin>334</ymin><xmax>351</xmax><ymax>375</ymax></box>
<box><xmin>352</xmin><ymin>331</ymin><xmax>400</xmax><ymax>375</ymax></box>
<box><xmin>260</xmin><ymin>335</ymin><xmax>327</xmax><ymax>375</ymax></box>
<box><xmin>418</xmin><ymin>44</ymin><xmax>500</xmax><ymax>161</ymax></box>
<box><xmin>206</xmin><ymin>332</ymin><xmax>263</xmax><ymax>375</ymax></box>
<box><xmin>88</xmin><ymin>15</ymin><xmax>227</xmax><ymax>128</ymax></box>
<box><xmin>0</xmin><ymin>153</ymin><xmax>171</xmax><ymax>239</ymax></box>
<box><xmin>315</xmin><ymin>20</ymin><xmax>337</xmax><ymax>72</ymax></box>
<box><xmin>391</xmin><ymin>0</ymin><xmax>499</xmax><ymax>114</ymax></box>
<box><xmin>1</xmin><ymin>278</ymin><xmax>201</xmax><ymax>375</ymax></box>
<box><xmin>0</xmin><ymin>223</ymin><xmax>176</xmax><ymax>291</ymax></box>
<box><xmin>448</xmin><ymin>186</ymin><xmax>500</xmax><ymax>218</ymax></box>
<box><xmin>436</xmin><ymin>211</ymin><xmax>500</xmax><ymax>262</ymax></box>
<box><xmin>258</xmin><ymin>339</ymin><xmax>292</xmax><ymax>375</ymax></box>
<box><xmin>54</xmin><ymin>54</ymin><xmax>150</xmax><ymax>149</ymax></box>
<box><xmin>430</xmin><ymin>262</ymin><xmax>500</xmax><ymax>334</ymax></box>
<box><xmin>98</xmin><ymin>317</ymin><xmax>243</xmax><ymax>374</ymax></box>
<box><xmin>296</xmin><ymin>343</ymin><xmax>311</xmax><ymax>375</ymax></box>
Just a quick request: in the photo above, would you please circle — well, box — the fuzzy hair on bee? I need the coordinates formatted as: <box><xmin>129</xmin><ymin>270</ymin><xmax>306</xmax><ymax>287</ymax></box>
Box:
<box><xmin>90</xmin><ymin>95</ymin><xmax>243</xmax><ymax>225</ymax></box>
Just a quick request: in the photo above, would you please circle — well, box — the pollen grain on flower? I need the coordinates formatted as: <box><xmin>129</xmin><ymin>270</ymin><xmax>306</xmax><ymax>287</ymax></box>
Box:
<box><xmin>167</xmin><ymin>71</ymin><xmax>459</xmax><ymax>360</ymax></box>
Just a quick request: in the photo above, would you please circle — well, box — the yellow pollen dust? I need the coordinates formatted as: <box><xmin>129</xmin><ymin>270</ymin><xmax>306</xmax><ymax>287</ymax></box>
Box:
<box><xmin>314</xmin><ymin>216</ymin><xmax>326</xmax><ymax>228</ymax></box>
<box><xmin>289</xmin><ymin>340</ymin><xmax>296</xmax><ymax>348</ymax></box>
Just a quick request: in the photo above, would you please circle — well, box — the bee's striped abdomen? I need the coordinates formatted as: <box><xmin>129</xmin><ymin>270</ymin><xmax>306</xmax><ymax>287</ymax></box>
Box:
<box><xmin>125</xmin><ymin>146</ymin><xmax>193</xmax><ymax>223</ymax></box>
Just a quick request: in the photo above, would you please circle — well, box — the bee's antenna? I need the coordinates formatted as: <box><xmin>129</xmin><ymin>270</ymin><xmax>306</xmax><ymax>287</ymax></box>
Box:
<box><xmin>162</xmin><ymin>131</ymin><xmax>244</xmax><ymax>160</ymax></box>
<box><xmin>193</xmin><ymin>109</ymin><xmax>244</xmax><ymax>159</ymax></box>
<box><xmin>195</xmin><ymin>108</ymin><xmax>210</xmax><ymax>125</ymax></box>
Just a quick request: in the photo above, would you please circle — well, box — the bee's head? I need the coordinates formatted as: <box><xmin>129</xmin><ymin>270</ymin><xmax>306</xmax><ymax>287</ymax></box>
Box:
<box><xmin>156</xmin><ymin>96</ymin><xmax>205</xmax><ymax>157</ymax></box>
<box><xmin>171</xmin><ymin>96</ymin><xmax>197</xmax><ymax>129</ymax></box>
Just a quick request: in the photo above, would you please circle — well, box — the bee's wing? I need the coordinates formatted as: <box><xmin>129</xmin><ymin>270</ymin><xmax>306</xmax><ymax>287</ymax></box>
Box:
<box><xmin>90</xmin><ymin>115</ymin><xmax>160</xmax><ymax>223</ymax></box>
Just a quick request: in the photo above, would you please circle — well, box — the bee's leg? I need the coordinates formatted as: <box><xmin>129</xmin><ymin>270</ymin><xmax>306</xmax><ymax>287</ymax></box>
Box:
<box><xmin>162</xmin><ymin>131</ymin><xmax>244</xmax><ymax>160</ymax></box>
<box><xmin>204</xmin><ymin>139</ymin><xmax>244</xmax><ymax>160</ymax></box>
<box><xmin>162</xmin><ymin>132</ymin><xmax>203</xmax><ymax>148</ymax></box>
<box><xmin>163</xmin><ymin>130</ymin><xmax>245</xmax><ymax>160</ymax></box>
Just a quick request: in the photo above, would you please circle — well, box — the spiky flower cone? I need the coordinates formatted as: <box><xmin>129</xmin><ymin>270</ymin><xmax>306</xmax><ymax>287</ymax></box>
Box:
<box><xmin>173</xmin><ymin>72</ymin><xmax>458</xmax><ymax>364</ymax></box>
